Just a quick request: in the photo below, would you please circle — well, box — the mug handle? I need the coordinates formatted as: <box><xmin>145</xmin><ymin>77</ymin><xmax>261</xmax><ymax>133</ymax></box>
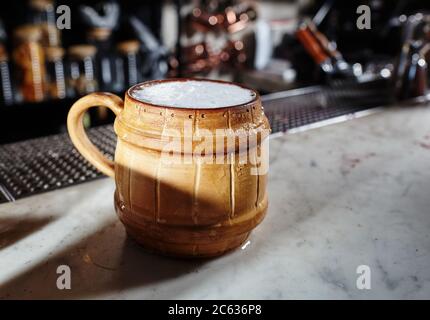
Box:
<box><xmin>67</xmin><ymin>92</ymin><xmax>124</xmax><ymax>178</ymax></box>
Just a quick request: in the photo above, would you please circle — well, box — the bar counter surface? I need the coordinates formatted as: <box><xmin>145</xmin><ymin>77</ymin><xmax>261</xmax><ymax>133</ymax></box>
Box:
<box><xmin>1</xmin><ymin>104</ymin><xmax>430</xmax><ymax>299</ymax></box>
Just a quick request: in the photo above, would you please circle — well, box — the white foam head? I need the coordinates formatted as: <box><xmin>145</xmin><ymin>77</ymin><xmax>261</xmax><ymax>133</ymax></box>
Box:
<box><xmin>130</xmin><ymin>80</ymin><xmax>256</xmax><ymax>109</ymax></box>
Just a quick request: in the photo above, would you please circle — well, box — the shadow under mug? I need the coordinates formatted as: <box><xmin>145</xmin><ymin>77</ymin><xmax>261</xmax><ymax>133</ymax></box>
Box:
<box><xmin>67</xmin><ymin>78</ymin><xmax>270</xmax><ymax>258</ymax></box>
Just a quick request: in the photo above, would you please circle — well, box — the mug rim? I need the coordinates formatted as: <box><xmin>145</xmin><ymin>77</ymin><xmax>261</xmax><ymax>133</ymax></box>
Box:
<box><xmin>126</xmin><ymin>77</ymin><xmax>260</xmax><ymax>111</ymax></box>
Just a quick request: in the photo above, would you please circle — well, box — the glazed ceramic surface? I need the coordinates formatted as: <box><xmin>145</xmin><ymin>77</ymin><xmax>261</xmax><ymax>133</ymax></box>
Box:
<box><xmin>67</xmin><ymin>79</ymin><xmax>270</xmax><ymax>257</ymax></box>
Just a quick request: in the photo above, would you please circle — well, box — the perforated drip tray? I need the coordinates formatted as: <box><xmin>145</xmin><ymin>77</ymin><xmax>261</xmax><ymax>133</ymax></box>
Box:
<box><xmin>0</xmin><ymin>126</ymin><xmax>116</xmax><ymax>202</ymax></box>
<box><xmin>262</xmin><ymin>78</ymin><xmax>393</xmax><ymax>134</ymax></box>
<box><xmin>0</xmin><ymin>78</ymin><xmax>394</xmax><ymax>203</ymax></box>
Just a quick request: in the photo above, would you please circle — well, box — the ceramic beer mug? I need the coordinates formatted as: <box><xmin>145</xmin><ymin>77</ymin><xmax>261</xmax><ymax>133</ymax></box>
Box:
<box><xmin>67</xmin><ymin>78</ymin><xmax>270</xmax><ymax>257</ymax></box>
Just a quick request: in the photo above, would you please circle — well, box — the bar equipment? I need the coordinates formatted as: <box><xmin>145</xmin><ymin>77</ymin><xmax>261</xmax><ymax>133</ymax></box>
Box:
<box><xmin>394</xmin><ymin>13</ymin><xmax>430</xmax><ymax>100</ymax></box>
<box><xmin>186</xmin><ymin>0</ymin><xmax>257</xmax><ymax>35</ymax></box>
<box><xmin>296</xmin><ymin>19</ymin><xmax>354</xmax><ymax>81</ymax></box>
<box><xmin>177</xmin><ymin>0</ymin><xmax>257</xmax><ymax>77</ymax></box>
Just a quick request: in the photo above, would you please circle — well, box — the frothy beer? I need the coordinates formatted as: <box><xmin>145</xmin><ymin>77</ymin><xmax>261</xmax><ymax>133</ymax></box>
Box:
<box><xmin>68</xmin><ymin>78</ymin><xmax>270</xmax><ymax>257</ymax></box>
<box><xmin>129</xmin><ymin>80</ymin><xmax>256</xmax><ymax>109</ymax></box>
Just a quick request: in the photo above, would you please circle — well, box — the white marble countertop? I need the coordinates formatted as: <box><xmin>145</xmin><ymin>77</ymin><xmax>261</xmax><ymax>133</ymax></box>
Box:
<box><xmin>1</xmin><ymin>105</ymin><xmax>430</xmax><ymax>299</ymax></box>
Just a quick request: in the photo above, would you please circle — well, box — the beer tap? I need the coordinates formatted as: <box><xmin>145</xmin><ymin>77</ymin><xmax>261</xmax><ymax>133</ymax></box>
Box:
<box><xmin>296</xmin><ymin>19</ymin><xmax>354</xmax><ymax>81</ymax></box>
<box><xmin>394</xmin><ymin>13</ymin><xmax>430</xmax><ymax>101</ymax></box>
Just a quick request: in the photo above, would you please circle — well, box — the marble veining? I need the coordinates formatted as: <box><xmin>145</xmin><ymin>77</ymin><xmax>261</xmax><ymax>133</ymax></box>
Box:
<box><xmin>0</xmin><ymin>105</ymin><xmax>430</xmax><ymax>299</ymax></box>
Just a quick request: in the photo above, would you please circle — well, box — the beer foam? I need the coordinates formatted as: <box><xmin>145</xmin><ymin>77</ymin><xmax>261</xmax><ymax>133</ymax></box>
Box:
<box><xmin>130</xmin><ymin>80</ymin><xmax>255</xmax><ymax>108</ymax></box>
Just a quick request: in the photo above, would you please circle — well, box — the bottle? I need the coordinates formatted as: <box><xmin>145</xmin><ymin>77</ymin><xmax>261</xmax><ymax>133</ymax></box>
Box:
<box><xmin>13</xmin><ymin>25</ymin><xmax>46</xmax><ymax>102</ymax></box>
<box><xmin>45</xmin><ymin>46</ymin><xmax>66</xmax><ymax>99</ymax></box>
<box><xmin>116</xmin><ymin>40</ymin><xmax>141</xmax><ymax>90</ymax></box>
<box><xmin>0</xmin><ymin>43</ymin><xmax>14</xmax><ymax>106</ymax></box>
<box><xmin>28</xmin><ymin>0</ymin><xmax>60</xmax><ymax>47</ymax></box>
<box><xmin>87</xmin><ymin>27</ymin><xmax>117</xmax><ymax>91</ymax></box>
<box><xmin>67</xmin><ymin>45</ymin><xmax>98</xmax><ymax>96</ymax></box>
